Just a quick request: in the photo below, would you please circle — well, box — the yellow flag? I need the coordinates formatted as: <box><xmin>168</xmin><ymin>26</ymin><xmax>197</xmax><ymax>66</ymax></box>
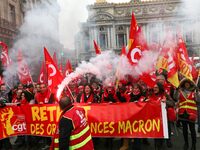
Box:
<box><xmin>168</xmin><ymin>72</ymin><xmax>180</xmax><ymax>88</ymax></box>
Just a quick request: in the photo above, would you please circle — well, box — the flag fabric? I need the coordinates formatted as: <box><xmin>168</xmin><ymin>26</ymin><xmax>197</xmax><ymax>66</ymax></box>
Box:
<box><xmin>156</xmin><ymin>56</ymin><xmax>168</xmax><ymax>71</ymax></box>
<box><xmin>177</xmin><ymin>38</ymin><xmax>193</xmax><ymax>81</ymax></box>
<box><xmin>59</xmin><ymin>62</ymin><xmax>63</xmax><ymax>75</ymax></box>
<box><xmin>38</xmin><ymin>61</ymin><xmax>47</xmax><ymax>84</ymax></box>
<box><xmin>17</xmin><ymin>50</ymin><xmax>32</xmax><ymax>85</ymax></box>
<box><xmin>53</xmin><ymin>52</ymin><xmax>58</xmax><ymax>67</ymax></box>
<box><xmin>65</xmin><ymin>59</ymin><xmax>73</xmax><ymax>76</ymax></box>
<box><xmin>120</xmin><ymin>46</ymin><xmax>126</xmax><ymax>56</ymax></box>
<box><xmin>167</xmin><ymin>49</ymin><xmax>180</xmax><ymax>88</ymax></box>
<box><xmin>156</xmin><ymin>47</ymin><xmax>168</xmax><ymax>71</ymax></box>
<box><xmin>93</xmin><ymin>40</ymin><xmax>101</xmax><ymax>55</ymax></box>
<box><xmin>128</xmin><ymin>13</ymin><xmax>138</xmax><ymax>51</ymax></box>
<box><xmin>0</xmin><ymin>41</ymin><xmax>11</xmax><ymax>67</ymax></box>
<box><xmin>44</xmin><ymin>47</ymin><xmax>63</xmax><ymax>93</ymax></box>
<box><xmin>156</xmin><ymin>30</ymin><xmax>180</xmax><ymax>88</ymax></box>
<box><xmin>126</xmin><ymin>14</ymin><xmax>154</xmax><ymax>87</ymax></box>
<box><xmin>127</xmin><ymin>26</ymin><xmax>148</xmax><ymax>65</ymax></box>
<box><xmin>140</xmin><ymin>72</ymin><xmax>156</xmax><ymax>88</ymax></box>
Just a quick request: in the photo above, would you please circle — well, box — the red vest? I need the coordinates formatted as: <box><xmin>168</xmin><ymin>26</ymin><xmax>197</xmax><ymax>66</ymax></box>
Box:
<box><xmin>178</xmin><ymin>91</ymin><xmax>197</xmax><ymax>121</ymax></box>
<box><xmin>52</xmin><ymin>107</ymin><xmax>94</xmax><ymax>150</ymax></box>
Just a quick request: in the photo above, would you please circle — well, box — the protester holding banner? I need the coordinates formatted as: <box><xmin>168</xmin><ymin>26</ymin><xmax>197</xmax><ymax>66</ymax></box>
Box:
<box><xmin>34</xmin><ymin>83</ymin><xmax>55</xmax><ymax>149</ymax></box>
<box><xmin>116</xmin><ymin>81</ymin><xmax>128</xmax><ymax>103</ymax></box>
<box><xmin>102</xmin><ymin>84</ymin><xmax>119</xmax><ymax>103</ymax></box>
<box><xmin>120</xmin><ymin>83</ymin><xmax>146</xmax><ymax>150</ymax></box>
<box><xmin>174</xmin><ymin>78</ymin><xmax>200</xmax><ymax>150</ymax></box>
<box><xmin>79</xmin><ymin>84</ymin><xmax>95</xmax><ymax>103</ymax></box>
<box><xmin>24</xmin><ymin>84</ymin><xmax>35</xmax><ymax>103</ymax></box>
<box><xmin>91</xmin><ymin>82</ymin><xmax>102</xmax><ymax>103</ymax></box>
<box><xmin>127</xmin><ymin>83</ymin><xmax>146</xmax><ymax>102</ymax></box>
<box><xmin>148</xmin><ymin>82</ymin><xmax>174</xmax><ymax>150</ymax></box>
<box><xmin>57</xmin><ymin>96</ymin><xmax>94</xmax><ymax>150</ymax></box>
<box><xmin>35</xmin><ymin>83</ymin><xmax>55</xmax><ymax>104</ymax></box>
<box><xmin>156</xmin><ymin>74</ymin><xmax>176</xmax><ymax>148</ymax></box>
<box><xmin>11</xmin><ymin>89</ymin><xmax>23</xmax><ymax>103</ymax></box>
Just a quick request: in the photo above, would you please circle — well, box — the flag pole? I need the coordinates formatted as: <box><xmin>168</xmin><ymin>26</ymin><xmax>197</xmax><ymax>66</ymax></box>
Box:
<box><xmin>196</xmin><ymin>74</ymin><xmax>199</xmax><ymax>85</ymax></box>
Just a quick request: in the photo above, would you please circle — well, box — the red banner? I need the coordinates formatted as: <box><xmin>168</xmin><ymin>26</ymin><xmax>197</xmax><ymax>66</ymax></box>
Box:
<box><xmin>0</xmin><ymin>102</ymin><xmax>168</xmax><ymax>140</ymax></box>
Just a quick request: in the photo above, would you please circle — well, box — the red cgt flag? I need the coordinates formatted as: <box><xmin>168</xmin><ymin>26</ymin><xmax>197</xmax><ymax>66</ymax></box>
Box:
<box><xmin>53</xmin><ymin>52</ymin><xmax>58</xmax><ymax>67</ymax></box>
<box><xmin>38</xmin><ymin>61</ymin><xmax>47</xmax><ymax>84</ymax></box>
<box><xmin>0</xmin><ymin>41</ymin><xmax>11</xmax><ymax>67</ymax></box>
<box><xmin>65</xmin><ymin>59</ymin><xmax>73</xmax><ymax>76</ymax></box>
<box><xmin>93</xmin><ymin>40</ymin><xmax>101</xmax><ymax>55</ymax></box>
<box><xmin>44</xmin><ymin>47</ymin><xmax>63</xmax><ymax>93</ymax></box>
<box><xmin>128</xmin><ymin>12</ymin><xmax>138</xmax><ymax>51</ymax></box>
<box><xmin>17</xmin><ymin>50</ymin><xmax>32</xmax><ymax>85</ymax></box>
<box><xmin>127</xmin><ymin>26</ymin><xmax>148</xmax><ymax>65</ymax></box>
<box><xmin>177</xmin><ymin>37</ymin><xmax>196</xmax><ymax>81</ymax></box>
<box><xmin>127</xmin><ymin>25</ymin><xmax>154</xmax><ymax>87</ymax></box>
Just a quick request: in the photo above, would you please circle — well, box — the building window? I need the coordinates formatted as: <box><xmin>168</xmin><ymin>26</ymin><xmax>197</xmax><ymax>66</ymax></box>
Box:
<box><xmin>99</xmin><ymin>26</ymin><xmax>105</xmax><ymax>31</ymax></box>
<box><xmin>116</xmin><ymin>34</ymin><xmax>127</xmax><ymax>48</ymax></box>
<box><xmin>99</xmin><ymin>34</ymin><xmax>108</xmax><ymax>49</ymax></box>
<box><xmin>9</xmin><ymin>4</ymin><xmax>16</xmax><ymax>24</ymax></box>
<box><xmin>118</xmin><ymin>26</ymin><xmax>124</xmax><ymax>31</ymax></box>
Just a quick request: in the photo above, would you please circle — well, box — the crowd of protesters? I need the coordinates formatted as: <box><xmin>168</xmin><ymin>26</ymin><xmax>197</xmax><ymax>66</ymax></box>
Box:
<box><xmin>0</xmin><ymin>68</ymin><xmax>200</xmax><ymax>150</ymax></box>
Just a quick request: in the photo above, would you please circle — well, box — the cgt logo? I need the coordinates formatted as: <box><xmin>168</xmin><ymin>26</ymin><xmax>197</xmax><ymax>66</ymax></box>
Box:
<box><xmin>12</xmin><ymin>122</ymin><xmax>26</xmax><ymax>132</ymax></box>
<box><xmin>12</xmin><ymin>115</ymin><xmax>27</xmax><ymax>133</ymax></box>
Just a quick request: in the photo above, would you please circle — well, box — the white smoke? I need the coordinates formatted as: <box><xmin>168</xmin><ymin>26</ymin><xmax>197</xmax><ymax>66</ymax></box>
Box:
<box><xmin>4</xmin><ymin>0</ymin><xmax>62</xmax><ymax>87</ymax></box>
<box><xmin>181</xmin><ymin>0</ymin><xmax>200</xmax><ymax>17</ymax></box>
<box><xmin>57</xmin><ymin>51</ymin><xmax>119</xmax><ymax>98</ymax></box>
<box><xmin>57</xmin><ymin>49</ymin><xmax>158</xmax><ymax>98</ymax></box>
<box><xmin>180</xmin><ymin>0</ymin><xmax>200</xmax><ymax>55</ymax></box>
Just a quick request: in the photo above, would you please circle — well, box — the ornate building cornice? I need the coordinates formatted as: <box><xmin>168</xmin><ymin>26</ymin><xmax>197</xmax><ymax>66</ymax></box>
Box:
<box><xmin>88</xmin><ymin>0</ymin><xmax>182</xmax><ymax>24</ymax></box>
<box><xmin>76</xmin><ymin>0</ymin><xmax>200</xmax><ymax>61</ymax></box>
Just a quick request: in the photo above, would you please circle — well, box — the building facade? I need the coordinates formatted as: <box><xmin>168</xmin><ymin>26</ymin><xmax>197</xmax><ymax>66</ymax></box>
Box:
<box><xmin>0</xmin><ymin>0</ymin><xmax>25</xmax><ymax>47</ymax></box>
<box><xmin>0</xmin><ymin>0</ymin><xmax>51</xmax><ymax>48</ymax></box>
<box><xmin>76</xmin><ymin>0</ymin><xmax>200</xmax><ymax>61</ymax></box>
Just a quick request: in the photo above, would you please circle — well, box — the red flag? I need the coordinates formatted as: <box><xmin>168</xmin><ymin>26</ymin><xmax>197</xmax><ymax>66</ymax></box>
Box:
<box><xmin>53</xmin><ymin>52</ymin><xmax>58</xmax><ymax>67</ymax></box>
<box><xmin>120</xmin><ymin>46</ymin><xmax>126</xmax><ymax>56</ymax></box>
<box><xmin>0</xmin><ymin>41</ymin><xmax>11</xmax><ymax>67</ymax></box>
<box><xmin>167</xmin><ymin>48</ymin><xmax>180</xmax><ymax>88</ymax></box>
<box><xmin>59</xmin><ymin>62</ymin><xmax>63</xmax><ymax>75</ymax></box>
<box><xmin>38</xmin><ymin>61</ymin><xmax>47</xmax><ymax>84</ymax></box>
<box><xmin>128</xmin><ymin>13</ymin><xmax>138</xmax><ymax>51</ymax></box>
<box><xmin>44</xmin><ymin>47</ymin><xmax>63</xmax><ymax>93</ymax></box>
<box><xmin>93</xmin><ymin>40</ymin><xmax>101</xmax><ymax>55</ymax></box>
<box><xmin>140</xmin><ymin>72</ymin><xmax>156</xmax><ymax>88</ymax></box>
<box><xmin>127</xmin><ymin>27</ymin><xmax>148</xmax><ymax>65</ymax></box>
<box><xmin>177</xmin><ymin>37</ymin><xmax>195</xmax><ymax>81</ymax></box>
<box><xmin>65</xmin><ymin>59</ymin><xmax>73</xmax><ymax>76</ymax></box>
<box><xmin>17</xmin><ymin>50</ymin><xmax>32</xmax><ymax>85</ymax></box>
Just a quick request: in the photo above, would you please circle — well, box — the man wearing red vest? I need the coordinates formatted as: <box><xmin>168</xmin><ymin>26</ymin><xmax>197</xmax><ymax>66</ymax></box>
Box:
<box><xmin>54</xmin><ymin>97</ymin><xmax>94</xmax><ymax>150</ymax></box>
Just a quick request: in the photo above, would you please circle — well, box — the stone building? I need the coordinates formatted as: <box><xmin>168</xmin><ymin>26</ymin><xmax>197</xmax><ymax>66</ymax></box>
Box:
<box><xmin>0</xmin><ymin>0</ymin><xmax>24</xmax><ymax>47</ymax></box>
<box><xmin>76</xmin><ymin>0</ymin><xmax>200</xmax><ymax>61</ymax></box>
<box><xmin>0</xmin><ymin>0</ymin><xmax>53</xmax><ymax>47</ymax></box>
